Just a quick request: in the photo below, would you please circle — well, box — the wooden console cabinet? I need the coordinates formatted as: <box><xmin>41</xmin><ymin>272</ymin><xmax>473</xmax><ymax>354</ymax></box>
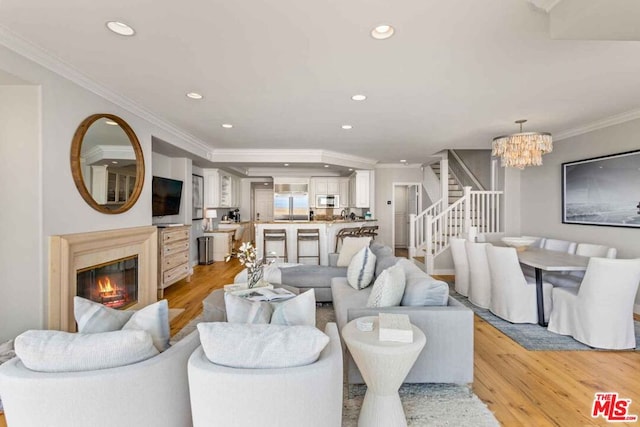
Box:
<box><xmin>157</xmin><ymin>225</ymin><xmax>191</xmax><ymax>298</ymax></box>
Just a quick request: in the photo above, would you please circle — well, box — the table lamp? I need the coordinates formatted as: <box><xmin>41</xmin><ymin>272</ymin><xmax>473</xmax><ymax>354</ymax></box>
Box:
<box><xmin>205</xmin><ymin>209</ymin><xmax>217</xmax><ymax>231</ymax></box>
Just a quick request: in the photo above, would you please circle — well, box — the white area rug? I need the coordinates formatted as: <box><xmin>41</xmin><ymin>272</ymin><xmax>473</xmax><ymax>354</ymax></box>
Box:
<box><xmin>172</xmin><ymin>305</ymin><xmax>499</xmax><ymax>426</ymax></box>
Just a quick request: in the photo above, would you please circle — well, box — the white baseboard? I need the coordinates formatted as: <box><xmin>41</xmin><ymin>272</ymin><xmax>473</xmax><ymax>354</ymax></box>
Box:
<box><xmin>433</xmin><ymin>268</ymin><xmax>455</xmax><ymax>276</ymax></box>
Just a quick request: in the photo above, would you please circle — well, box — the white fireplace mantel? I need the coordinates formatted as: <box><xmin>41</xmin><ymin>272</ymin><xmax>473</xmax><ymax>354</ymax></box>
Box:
<box><xmin>49</xmin><ymin>226</ymin><xmax>158</xmax><ymax>331</ymax></box>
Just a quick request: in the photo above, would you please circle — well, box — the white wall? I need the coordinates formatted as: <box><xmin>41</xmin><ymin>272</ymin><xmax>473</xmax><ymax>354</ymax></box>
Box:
<box><xmin>0</xmin><ymin>85</ymin><xmax>41</xmax><ymax>342</ymax></box>
<box><xmin>520</xmin><ymin>118</ymin><xmax>640</xmax><ymax>311</ymax></box>
<box><xmin>374</xmin><ymin>166</ymin><xmax>423</xmax><ymax>247</ymax></box>
<box><xmin>0</xmin><ymin>45</ymin><xmax>201</xmax><ymax>340</ymax></box>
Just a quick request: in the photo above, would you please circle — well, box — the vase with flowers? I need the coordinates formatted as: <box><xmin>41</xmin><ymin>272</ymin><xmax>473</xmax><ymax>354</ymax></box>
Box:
<box><xmin>226</xmin><ymin>242</ymin><xmax>275</xmax><ymax>289</ymax></box>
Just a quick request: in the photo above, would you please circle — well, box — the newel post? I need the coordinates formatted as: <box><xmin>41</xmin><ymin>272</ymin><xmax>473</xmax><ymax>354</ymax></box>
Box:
<box><xmin>463</xmin><ymin>186</ymin><xmax>472</xmax><ymax>237</ymax></box>
<box><xmin>408</xmin><ymin>213</ymin><xmax>416</xmax><ymax>258</ymax></box>
<box><xmin>425</xmin><ymin>214</ymin><xmax>434</xmax><ymax>274</ymax></box>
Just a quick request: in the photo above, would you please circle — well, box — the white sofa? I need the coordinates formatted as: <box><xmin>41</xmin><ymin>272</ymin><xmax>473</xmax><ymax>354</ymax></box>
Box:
<box><xmin>187</xmin><ymin>323</ymin><xmax>343</xmax><ymax>427</ymax></box>
<box><xmin>0</xmin><ymin>330</ymin><xmax>200</xmax><ymax>427</ymax></box>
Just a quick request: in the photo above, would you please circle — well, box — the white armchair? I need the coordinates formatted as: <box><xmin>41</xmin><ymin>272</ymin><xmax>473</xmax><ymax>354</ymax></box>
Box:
<box><xmin>450</xmin><ymin>237</ymin><xmax>469</xmax><ymax>297</ymax></box>
<box><xmin>465</xmin><ymin>242</ymin><xmax>492</xmax><ymax>309</ymax></box>
<box><xmin>486</xmin><ymin>245</ymin><xmax>553</xmax><ymax>324</ymax></box>
<box><xmin>0</xmin><ymin>331</ymin><xmax>200</xmax><ymax>427</ymax></box>
<box><xmin>187</xmin><ymin>323</ymin><xmax>343</xmax><ymax>427</ymax></box>
<box><xmin>547</xmin><ymin>258</ymin><xmax>640</xmax><ymax>349</ymax></box>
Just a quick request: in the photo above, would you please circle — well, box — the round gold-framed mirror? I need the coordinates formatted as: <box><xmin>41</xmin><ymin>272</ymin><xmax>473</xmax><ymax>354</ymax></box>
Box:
<box><xmin>70</xmin><ymin>114</ymin><xmax>145</xmax><ymax>214</ymax></box>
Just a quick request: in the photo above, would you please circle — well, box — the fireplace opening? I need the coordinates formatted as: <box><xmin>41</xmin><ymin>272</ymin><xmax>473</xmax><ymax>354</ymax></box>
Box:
<box><xmin>77</xmin><ymin>255</ymin><xmax>138</xmax><ymax>309</ymax></box>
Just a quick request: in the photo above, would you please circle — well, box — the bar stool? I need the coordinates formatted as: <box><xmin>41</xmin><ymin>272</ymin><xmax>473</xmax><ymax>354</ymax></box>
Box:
<box><xmin>297</xmin><ymin>228</ymin><xmax>320</xmax><ymax>265</ymax></box>
<box><xmin>263</xmin><ymin>228</ymin><xmax>288</xmax><ymax>262</ymax></box>
<box><xmin>335</xmin><ymin>227</ymin><xmax>361</xmax><ymax>252</ymax></box>
<box><xmin>358</xmin><ymin>225</ymin><xmax>379</xmax><ymax>240</ymax></box>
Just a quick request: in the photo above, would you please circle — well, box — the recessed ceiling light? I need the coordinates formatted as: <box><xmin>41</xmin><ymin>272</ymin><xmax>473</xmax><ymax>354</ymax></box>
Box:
<box><xmin>111</xmin><ymin>161</ymin><xmax>118</xmax><ymax>164</ymax></box>
<box><xmin>400</xmin><ymin>159</ymin><xmax>407</xmax><ymax>162</ymax></box>
<box><xmin>106</xmin><ymin>21</ymin><xmax>135</xmax><ymax>37</ymax></box>
<box><xmin>351</xmin><ymin>94</ymin><xmax>367</xmax><ymax>101</ymax></box>
<box><xmin>104</xmin><ymin>120</ymin><xmax>118</xmax><ymax>126</ymax></box>
<box><xmin>284</xmin><ymin>163</ymin><xmax>289</xmax><ymax>167</ymax></box>
<box><xmin>349</xmin><ymin>168</ymin><xmax>354</xmax><ymax>171</ymax></box>
<box><xmin>371</xmin><ymin>24</ymin><xmax>395</xmax><ymax>40</ymax></box>
<box><xmin>263</xmin><ymin>182</ymin><xmax>269</xmax><ymax>186</ymax></box>
<box><xmin>186</xmin><ymin>92</ymin><xmax>203</xmax><ymax>100</ymax></box>
<box><xmin>324</xmin><ymin>165</ymin><xmax>330</xmax><ymax>168</ymax></box>
<box><xmin>342</xmin><ymin>125</ymin><xmax>353</xmax><ymax>130</ymax></box>
<box><xmin>221</xmin><ymin>123</ymin><xmax>233</xmax><ymax>128</ymax></box>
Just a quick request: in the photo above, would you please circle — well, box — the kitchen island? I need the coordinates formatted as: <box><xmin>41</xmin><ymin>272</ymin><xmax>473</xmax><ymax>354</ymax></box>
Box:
<box><xmin>254</xmin><ymin>220</ymin><xmax>378</xmax><ymax>265</ymax></box>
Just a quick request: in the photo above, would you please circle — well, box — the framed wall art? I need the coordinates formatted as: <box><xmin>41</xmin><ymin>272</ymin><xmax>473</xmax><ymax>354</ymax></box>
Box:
<box><xmin>192</xmin><ymin>174</ymin><xmax>204</xmax><ymax>220</ymax></box>
<box><xmin>562</xmin><ymin>150</ymin><xmax>640</xmax><ymax>228</ymax></box>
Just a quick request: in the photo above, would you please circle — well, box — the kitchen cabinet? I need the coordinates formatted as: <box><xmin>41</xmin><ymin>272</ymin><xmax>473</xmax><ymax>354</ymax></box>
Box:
<box><xmin>339</xmin><ymin>179</ymin><xmax>349</xmax><ymax>207</ymax></box>
<box><xmin>350</xmin><ymin>170</ymin><xmax>371</xmax><ymax>208</ymax></box>
<box><xmin>204</xmin><ymin>230</ymin><xmax>234</xmax><ymax>262</ymax></box>
<box><xmin>203</xmin><ymin>169</ymin><xmax>240</xmax><ymax>208</ymax></box>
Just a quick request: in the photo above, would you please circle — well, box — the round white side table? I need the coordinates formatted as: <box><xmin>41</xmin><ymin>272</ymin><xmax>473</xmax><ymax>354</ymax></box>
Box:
<box><xmin>342</xmin><ymin>316</ymin><xmax>426</xmax><ymax>427</ymax></box>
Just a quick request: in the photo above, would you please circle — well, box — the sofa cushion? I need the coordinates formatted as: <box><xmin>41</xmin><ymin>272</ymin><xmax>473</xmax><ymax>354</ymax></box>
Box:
<box><xmin>279</xmin><ymin>265</ymin><xmax>347</xmax><ymax>288</ymax></box>
<box><xmin>75</xmin><ymin>297</ymin><xmax>171</xmax><ymax>352</ymax></box>
<box><xmin>337</xmin><ymin>237</ymin><xmax>372</xmax><ymax>267</ymax></box>
<box><xmin>14</xmin><ymin>329</ymin><xmax>159</xmax><ymax>373</ymax></box>
<box><xmin>271</xmin><ymin>289</ymin><xmax>316</xmax><ymax>327</ymax></box>
<box><xmin>197</xmin><ymin>323</ymin><xmax>329</xmax><ymax>369</ymax></box>
<box><xmin>375</xmin><ymin>253</ymin><xmax>400</xmax><ymax>279</ymax></box>
<box><xmin>397</xmin><ymin>259</ymin><xmax>450</xmax><ymax>306</ymax></box>
<box><xmin>224</xmin><ymin>293</ymin><xmax>273</xmax><ymax>324</ymax></box>
<box><xmin>367</xmin><ymin>263</ymin><xmax>406</xmax><ymax>308</ymax></box>
<box><xmin>347</xmin><ymin>247</ymin><xmax>376</xmax><ymax>290</ymax></box>
<box><xmin>370</xmin><ymin>242</ymin><xmax>393</xmax><ymax>259</ymax></box>
<box><xmin>74</xmin><ymin>296</ymin><xmax>134</xmax><ymax>333</ymax></box>
<box><xmin>331</xmin><ymin>277</ymin><xmax>372</xmax><ymax>330</ymax></box>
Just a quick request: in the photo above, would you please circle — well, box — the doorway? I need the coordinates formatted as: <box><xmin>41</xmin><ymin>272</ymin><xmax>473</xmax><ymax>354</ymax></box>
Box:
<box><xmin>391</xmin><ymin>183</ymin><xmax>420</xmax><ymax>255</ymax></box>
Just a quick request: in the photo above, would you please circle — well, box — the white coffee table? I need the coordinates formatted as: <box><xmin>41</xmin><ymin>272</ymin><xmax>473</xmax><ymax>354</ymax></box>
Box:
<box><xmin>342</xmin><ymin>316</ymin><xmax>426</xmax><ymax>427</ymax></box>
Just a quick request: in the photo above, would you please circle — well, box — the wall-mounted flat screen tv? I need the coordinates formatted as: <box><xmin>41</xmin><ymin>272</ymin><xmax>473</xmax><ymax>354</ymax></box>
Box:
<box><xmin>152</xmin><ymin>176</ymin><xmax>183</xmax><ymax>216</ymax></box>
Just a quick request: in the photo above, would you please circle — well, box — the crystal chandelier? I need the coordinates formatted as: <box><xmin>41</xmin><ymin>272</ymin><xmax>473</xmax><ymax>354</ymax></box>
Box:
<box><xmin>492</xmin><ymin>120</ymin><xmax>552</xmax><ymax>169</ymax></box>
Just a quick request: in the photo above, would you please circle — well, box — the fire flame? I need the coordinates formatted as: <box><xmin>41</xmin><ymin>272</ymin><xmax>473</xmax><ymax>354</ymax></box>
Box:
<box><xmin>97</xmin><ymin>276</ymin><xmax>118</xmax><ymax>296</ymax></box>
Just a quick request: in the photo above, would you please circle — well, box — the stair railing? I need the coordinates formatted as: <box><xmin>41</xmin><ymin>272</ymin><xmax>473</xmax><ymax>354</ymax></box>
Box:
<box><xmin>410</xmin><ymin>187</ymin><xmax>503</xmax><ymax>273</ymax></box>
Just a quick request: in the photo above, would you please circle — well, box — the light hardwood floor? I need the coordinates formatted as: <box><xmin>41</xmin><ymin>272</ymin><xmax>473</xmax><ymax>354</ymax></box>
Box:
<box><xmin>2</xmin><ymin>262</ymin><xmax>639</xmax><ymax>427</ymax></box>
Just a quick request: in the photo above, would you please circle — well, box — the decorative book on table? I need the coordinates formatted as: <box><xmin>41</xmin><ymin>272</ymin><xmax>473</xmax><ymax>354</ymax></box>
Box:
<box><xmin>244</xmin><ymin>287</ymin><xmax>296</xmax><ymax>302</ymax></box>
<box><xmin>378</xmin><ymin>313</ymin><xmax>413</xmax><ymax>343</ymax></box>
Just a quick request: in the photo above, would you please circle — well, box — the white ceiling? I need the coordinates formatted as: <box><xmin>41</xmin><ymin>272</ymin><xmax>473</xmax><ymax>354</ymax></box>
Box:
<box><xmin>2</xmin><ymin>0</ymin><xmax>640</xmax><ymax>169</ymax></box>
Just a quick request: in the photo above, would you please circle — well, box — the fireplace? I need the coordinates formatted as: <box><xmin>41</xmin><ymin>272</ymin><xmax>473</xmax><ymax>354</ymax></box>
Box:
<box><xmin>77</xmin><ymin>255</ymin><xmax>139</xmax><ymax>309</ymax></box>
<box><xmin>49</xmin><ymin>226</ymin><xmax>158</xmax><ymax>331</ymax></box>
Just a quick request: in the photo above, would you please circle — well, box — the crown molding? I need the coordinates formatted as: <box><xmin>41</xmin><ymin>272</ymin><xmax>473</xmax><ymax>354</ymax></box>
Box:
<box><xmin>0</xmin><ymin>24</ymin><xmax>211</xmax><ymax>157</ymax></box>
<box><xmin>376</xmin><ymin>163</ymin><xmax>421</xmax><ymax>169</ymax></box>
<box><xmin>209</xmin><ymin>149</ymin><xmax>378</xmax><ymax>169</ymax></box>
<box><xmin>554</xmin><ymin>108</ymin><xmax>640</xmax><ymax>141</ymax></box>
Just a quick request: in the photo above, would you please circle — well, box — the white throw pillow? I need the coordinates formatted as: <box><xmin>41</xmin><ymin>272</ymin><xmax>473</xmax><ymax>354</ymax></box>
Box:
<box><xmin>366</xmin><ymin>263</ymin><xmax>406</xmax><ymax>308</ymax></box>
<box><xmin>347</xmin><ymin>246</ymin><xmax>376</xmax><ymax>290</ymax></box>
<box><xmin>224</xmin><ymin>292</ymin><xmax>273</xmax><ymax>324</ymax></box>
<box><xmin>197</xmin><ymin>323</ymin><xmax>329</xmax><ymax>369</ymax></box>
<box><xmin>74</xmin><ymin>296</ymin><xmax>134</xmax><ymax>333</ymax></box>
<box><xmin>336</xmin><ymin>237</ymin><xmax>372</xmax><ymax>267</ymax></box>
<box><xmin>270</xmin><ymin>289</ymin><xmax>316</xmax><ymax>326</ymax></box>
<box><xmin>74</xmin><ymin>297</ymin><xmax>170</xmax><ymax>352</ymax></box>
<box><xmin>122</xmin><ymin>300</ymin><xmax>171</xmax><ymax>352</ymax></box>
<box><xmin>14</xmin><ymin>329</ymin><xmax>159</xmax><ymax>373</ymax></box>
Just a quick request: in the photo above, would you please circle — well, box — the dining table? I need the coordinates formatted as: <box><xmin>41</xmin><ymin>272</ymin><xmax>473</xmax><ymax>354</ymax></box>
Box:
<box><xmin>516</xmin><ymin>247</ymin><xmax>590</xmax><ymax>326</ymax></box>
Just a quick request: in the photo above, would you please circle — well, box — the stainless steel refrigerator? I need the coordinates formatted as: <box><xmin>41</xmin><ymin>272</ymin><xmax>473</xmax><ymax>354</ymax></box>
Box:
<box><xmin>274</xmin><ymin>190</ymin><xmax>309</xmax><ymax>221</ymax></box>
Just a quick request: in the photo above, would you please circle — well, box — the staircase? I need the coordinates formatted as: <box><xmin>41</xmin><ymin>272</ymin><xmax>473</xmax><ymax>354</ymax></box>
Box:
<box><xmin>411</xmin><ymin>158</ymin><xmax>503</xmax><ymax>274</ymax></box>
<box><xmin>430</xmin><ymin>163</ymin><xmax>464</xmax><ymax>206</ymax></box>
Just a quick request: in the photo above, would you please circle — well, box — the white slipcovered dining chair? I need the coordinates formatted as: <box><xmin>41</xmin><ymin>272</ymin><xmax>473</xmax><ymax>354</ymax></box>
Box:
<box><xmin>450</xmin><ymin>237</ymin><xmax>469</xmax><ymax>297</ymax></box>
<box><xmin>465</xmin><ymin>242</ymin><xmax>492</xmax><ymax>309</ymax></box>
<box><xmin>543</xmin><ymin>238</ymin><xmax>577</xmax><ymax>254</ymax></box>
<box><xmin>486</xmin><ymin>245</ymin><xmax>553</xmax><ymax>324</ymax></box>
<box><xmin>522</xmin><ymin>235</ymin><xmax>546</xmax><ymax>249</ymax></box>
<box><xmin>545</xmin><ymin>243</ymin><xmax>617</xmax><ymax>288</ymax></box>
<box><xmin>476</xmin><ymin>232</ymin><xmax>505</xmax><ymax>243</ymax></box>
<box><xmin>547</xmin><ymin>258</ymin><xmax>640</xmax><ymax>349</ymax></box>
